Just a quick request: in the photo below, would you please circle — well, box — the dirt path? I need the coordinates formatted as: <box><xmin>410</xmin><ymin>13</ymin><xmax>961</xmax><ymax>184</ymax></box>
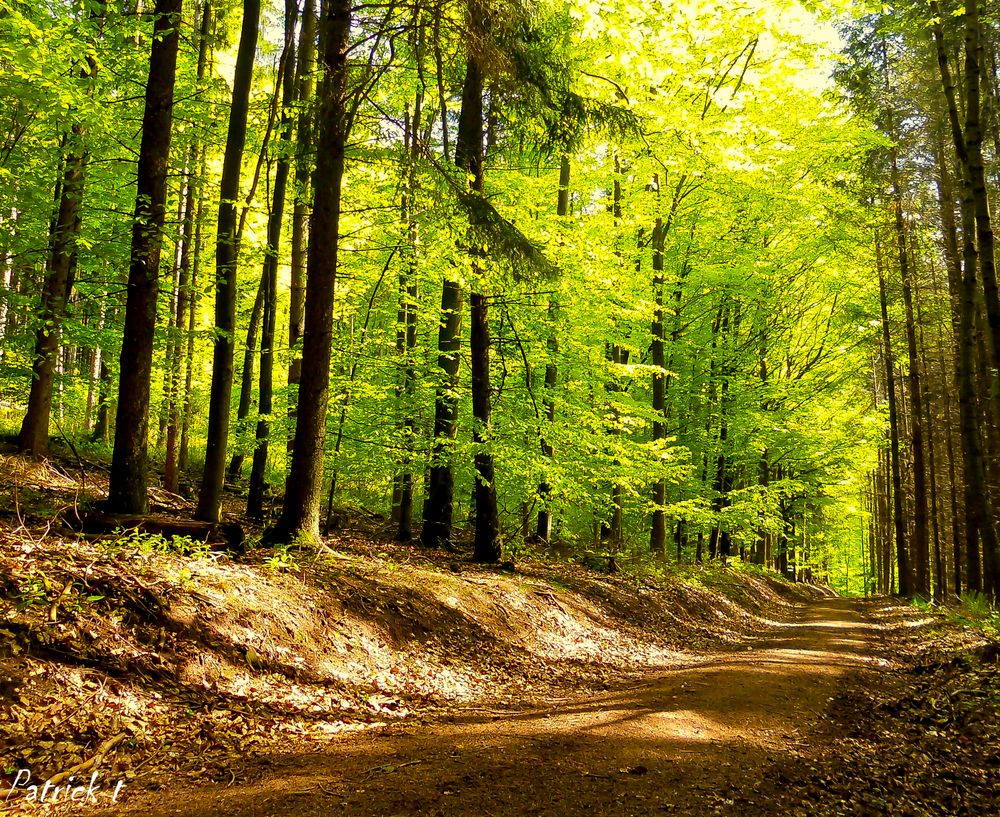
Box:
<box><xmin>101</xmin><ymin>597</ymin><xmax>880</xmax><ymax>817</ymax></box>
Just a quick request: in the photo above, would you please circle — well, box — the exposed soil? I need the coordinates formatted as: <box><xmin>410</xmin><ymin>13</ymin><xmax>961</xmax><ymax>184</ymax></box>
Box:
<box><xmin>89</xmin><ymin>597</ymin><xmax>881</xmax><ymax>817</ymax></box>
<box><xmin>2</xmin><ymin>449</ymin><xmax>998</xmax><ymax>816</ymax></box>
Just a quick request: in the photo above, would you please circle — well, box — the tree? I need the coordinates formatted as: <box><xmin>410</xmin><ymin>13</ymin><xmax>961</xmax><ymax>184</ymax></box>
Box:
<box><xmin>105</xmin><ymin>0</ymin><xmax>183</xmax><ymax>513</ymax></box>
<box><xmin>197</xmin><ymin>0</ymin><xmax>261</xmax><ymax>522</ymax></box>
<box><xmin>270</xmin><ymin>0</ymin><xmax>352</xmax><ymax>543</ymax></box>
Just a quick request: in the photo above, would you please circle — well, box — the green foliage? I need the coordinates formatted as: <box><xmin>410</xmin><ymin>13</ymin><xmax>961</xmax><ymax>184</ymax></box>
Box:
<box><xmin>949</xmin><ymin>594</ymin><xmax>1000</xmax><ymax>636</ymax></box>
<box><xmin>105</xmin><ymin>527</ymin><xmax>211</xmax><ymax>559</ymax></box>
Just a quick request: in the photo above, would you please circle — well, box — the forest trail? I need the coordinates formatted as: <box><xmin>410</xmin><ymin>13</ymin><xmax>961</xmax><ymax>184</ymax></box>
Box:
<box><xmin>101</xmin><ymin>597</ymin><xmax>879</xmax><ymax>817</ymax></box>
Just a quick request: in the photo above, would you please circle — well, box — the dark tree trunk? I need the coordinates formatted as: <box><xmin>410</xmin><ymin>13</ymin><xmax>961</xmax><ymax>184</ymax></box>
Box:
<box><xmin>650</xmin><ymin>205</ymin><xmax>667</xmax><ymax>557</ymax></box>
<box><xmin>248</xmin><ymin>0</ymin><xmax>298</xmax><ymax>520</ymax></box>
<box><xmin>271</xmin><ymin>0</ymin><xmax>351</xmax><ymax>543</ymax></box>
<box><xmin>287</xmin><ymin>0</ymin><xmax>316</xmax><ymax>452</ymax></box>
<box><xmin>107</xmin><ymin>0</ymin><xmax>182</xmax><ymax>513</ymax></box>
<box><xmin>18</xmin><ymin>3</ymin><xmax>108</xmax><ymax>456</ymax></box>
<box><xmin>917</xmin><ymin>294</ymin><xmax>945</xmax><ymax>601</ymax></box>
<box><xmin>890</xmin><ymin>149</ymin><xmax>930</xmax><ymax>597</ymax></box>
<box><xmin>420</xmin><ymin>276</ymin><xmax>462</xmax><ymax>549</ymax></box>
<box><xmin>227</xmin><ymin>274</ymin><xmax>265</xmax><ymax>479</ymax></box>
<box><xmin>395</xmin><ymin>81</ymin><xmax>424</xmax><ymax>542</ymax></box>
<box><xmin>961</xmin><ymin>0</ymin><xmax>1000</xmax><ymax>598</ymax></box>
<box><xmin>930</xmin><ymin>0</ymin><xmax>999</xmax><ymax>598</ymax></box>
<box><xmin>877</xmin><ymin>247</ymin><xmax>910</xmax><ymax>597</ymax></box>
<box><xmin>197</xmin><ymin>0</ymin><xmax>260</xmax><ymax>522</ymax></box>
<box><xmin>934</xmin><ymin>135</ymin><xmax>966</xmax><ymax>597</ymax></box>
<box><xmin>453</xmin><ymin>41</ymin><xmax>500</xmax><ymax>563</ymax></box>
<box><xmin>179</xmin><ymin>158</ymin><xmax>205</xmax><ymax>474</ymax></box>
<box><xmin>535</xmin><ymin>154</ymin><xmax>569</xmax><ymax>543</ymax></box>
<box><xmin>165</xmin><ymin>0</ymin><xmax>211</xmax><ymax>493</ymax></box>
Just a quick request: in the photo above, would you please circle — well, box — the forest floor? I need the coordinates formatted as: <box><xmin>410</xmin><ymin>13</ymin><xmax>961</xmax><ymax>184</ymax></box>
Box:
<box><xmin>1</xmin><ymin>446</ymin><xmax>999</xmax><ymax>816</ymax></box>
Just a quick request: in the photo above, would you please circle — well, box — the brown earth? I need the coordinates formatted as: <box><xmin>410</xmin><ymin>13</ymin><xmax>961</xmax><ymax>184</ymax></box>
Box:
<box><xmin>93</xmin><ymin>597</ymin><xmax>878</xmax><ymax>817</ymax></box>
<box><xmin>3</xmin><ymin>449</ymin><xmax>997</xmax><ymax>817</ymax></box>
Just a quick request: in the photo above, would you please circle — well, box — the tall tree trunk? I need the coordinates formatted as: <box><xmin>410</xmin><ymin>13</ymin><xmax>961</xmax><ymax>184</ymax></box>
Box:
<box><xmin>963</xmin><ymin>0</ymin><xmax>1000</xmax><ymax>386</ymax></box>
<box><xmin>395</xmin><ymin>78</ymin><xmax>424</xmax><ymax>541</ymax></box>
<box><xmin>877</xmin><ymin>242</ymin><xmax>910</xmax><ymax>596</ymax></box>
<box><xmin>106</xmin><ymin>0</ymin><xmax>182</xmax><ymax>513</ymax></box>
<box><xmin>227</xmin><ymin>274</ymin><xmax>265</xmax><ymax>478</ymax></box>
<box><xmin>891</xmin><ymin>152</ymin><xmax>930</xmax><ymax>597</ymax></box>
<box><xmin>535</xmin><ymin>154</ymin><xmax>569</xmax><ymax>543</ymax></box>
<box><xmin>650</xmin><ymin>200</ymin><xmax>667</xmax><ymax>557</ymax></box>
<box><xmin>197</xmin><ymin>0</ymin><xmax>260</xmax><ymax>522</ymax></box>
<box><xmin>287</xmin><ymin>0</ymin><xmax>316</xmax><ymax>451</ymax></box>
<box><xmin>165</xmin><ymin>0</ymin><xmax>212</xmax><ymax>493</ymax></box>
<box><xmin>917</xmin><ymin>293</ymin><xmax>945</xmax><ymax>601</ymax></box>
<box><xmin>248</xmin><ymin>0</ymin><xmax>299</xmax><ymax>519</ymax></box>
<box><xmin>420</xmin><ymin>280</ymin><xmax>462</xmax><ymax>548</ymax></box>
<box><xmin>455</xmin><ymin>37</ymin><xmax>500</xmax><ymax>562</ymax></box>
<box><xmin>179</xmin><ymin>161</ymin><xmax>205</xmax><ymax>474</ymax></box>
<box><xmin>18</xmin><ymin>2</ymin><xmax>106</xmax><ymax>456</ymax></box>
<box><xmin>934</xmin><ymin>134</ymin><xmax>967</xmax><ymax>596</ymax></box>
<box><xmin>931</xmin><ymin>1</ymin><xmax>1000</xmax><ymax>597</ymax></box>
<box><xmin>271</xmin><ymin>0</ymin><xmax>351</xmax><ymax>543</ymax></box>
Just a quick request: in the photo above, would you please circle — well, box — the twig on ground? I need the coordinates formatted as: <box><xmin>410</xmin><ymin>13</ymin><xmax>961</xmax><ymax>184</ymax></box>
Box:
<box><xmin>46</xmin><ymin>732</ymin><xmax>127</xmax><ymax>787</ymax></box>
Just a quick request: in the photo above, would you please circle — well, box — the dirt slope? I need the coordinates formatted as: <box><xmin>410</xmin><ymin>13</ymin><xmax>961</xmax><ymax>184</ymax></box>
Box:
<box><xmin>94</xmin><ymin>597</ymin><xmax>877</xmax><ymax>817</ymax></box>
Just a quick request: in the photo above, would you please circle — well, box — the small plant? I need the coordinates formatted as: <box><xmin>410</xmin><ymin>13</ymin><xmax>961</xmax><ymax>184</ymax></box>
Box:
<box><xmin>14</xmin><ymin>574</ymin><xmax>49</xmax><ymax>611</ymax></box>
<box><xmin>264</xmin><ymin>543</ymin><xmax>299</xmax><ymax>571</ymax></box>
<box><xmin>107</xmin><ymin>527</ymin><xmax>212</xmax><ymax>559</ymax></box>
<box><xmin>948</xmin><ymin>592</ymin><xmax>1000</xmax><ymax>635</ymax></box>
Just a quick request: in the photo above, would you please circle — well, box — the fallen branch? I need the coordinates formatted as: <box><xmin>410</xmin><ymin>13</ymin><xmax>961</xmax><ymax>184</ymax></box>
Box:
<box><xmin>46</xmin><ymin>732</ymin><xmax>127</xmax><ymax>787</ymax></box>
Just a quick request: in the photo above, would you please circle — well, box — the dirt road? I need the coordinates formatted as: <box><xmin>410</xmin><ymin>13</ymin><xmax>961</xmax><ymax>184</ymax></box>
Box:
<box><xmin>101</xmin><ymin>597</ymin><xmax>880</xmax><ymax>817</ymax></box>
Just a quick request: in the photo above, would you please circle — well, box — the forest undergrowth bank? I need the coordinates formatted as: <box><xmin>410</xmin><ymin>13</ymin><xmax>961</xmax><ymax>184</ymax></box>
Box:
<box><xmin>0</xmin><ymin>448</ymin><xmax>826</xmax><ymax>805</ymax></box>
<box><xmin>734</xmin><ymin>602</ymin><xmax>1000</xmax><ymax>817</ymax></box>
<box><xmin>1</xmin><ymin>450</ymin><xmax>998</xmax><ymax>817</ymax></box>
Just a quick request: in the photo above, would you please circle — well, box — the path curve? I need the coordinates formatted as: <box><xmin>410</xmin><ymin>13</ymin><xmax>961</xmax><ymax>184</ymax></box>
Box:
<box><xmin>103</xmin><ymin>597</ymin><xmax>881</xmax><ymax>817</ymax></box>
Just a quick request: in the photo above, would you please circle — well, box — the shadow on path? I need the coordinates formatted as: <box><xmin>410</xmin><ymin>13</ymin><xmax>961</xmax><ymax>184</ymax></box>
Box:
<box><xmin>100</xmin><ymin>597</ymin><xmax>882</xmax><ymax>817</ymax></box>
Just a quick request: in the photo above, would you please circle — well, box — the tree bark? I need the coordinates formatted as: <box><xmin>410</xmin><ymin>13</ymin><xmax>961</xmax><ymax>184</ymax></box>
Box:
<box><xmin>287</xmin><ymin>0</ymin><xmax>316</xmax><ymax>452</ymax></box>
<box><xmin>270</xmin><ymin>0</ymin><xmax>351</xmax><ymax>543</ymax></box>
<box><xmin>395</xmin><ymin>78</ymin><xmax>424</xmax><ymax>541</ymax></box>
<box><xmin>248</xmin><ymin>0</ymin><xmax>299</xmax><ymax>520</ymax></box>
<box><xmin>197</xmin><ymin>0</ymin><xmax>260</xmax><ymax>522</ymax></box>
<box><xmin>107</xmin><ymin>0</ymin><xmax>182</xmax><ymax>513</ymax></box>
<box><xmin>164</xmin><ymin>0</ymin><xmax>212</xmax><ymax>493</ymax></box>
<box><xmin>18</xmin><ymin>1</ymin><xmax>106</xmax><ymax>455</ymax></box>
<box><xmin>226</xmin><ymin>274</ymin><xmax>265</xmax><ymax>478</ymax></box>
<box><xmin>650</xmin><ymin>204</ymin><xmax>667</xmax><ymax>556</ymax></box>
<box><xmin>877</xmin><ymin>241</ymin><xmax>910</xmax><ymax>597</ymax></box>
<box><xmin>453</xmin><ymin>34</ymin><xmax>500</xmax><ymax>563</ymax></box>
<box><xmin>534</xmin><ymin>154</ymin><xmax>568</xmax><ymax>543</ymax></box>
<box><xmin>891</xmin><ymin>151</ymin><xmax>930</xmax><ymax>597</ymax></box>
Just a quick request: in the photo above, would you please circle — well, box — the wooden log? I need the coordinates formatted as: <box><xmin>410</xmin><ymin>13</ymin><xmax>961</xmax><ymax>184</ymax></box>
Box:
<box><xmin>78</xmin><ymin>512</ymin><xmax>244</xmax><ymax>554</ymax></box>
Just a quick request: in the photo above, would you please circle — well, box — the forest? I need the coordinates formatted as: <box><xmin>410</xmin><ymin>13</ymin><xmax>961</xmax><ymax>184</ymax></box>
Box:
<box><xmin>1</xmin><ymin>0</ymin><xmax>999</xmax><ymax>814</ymax></box>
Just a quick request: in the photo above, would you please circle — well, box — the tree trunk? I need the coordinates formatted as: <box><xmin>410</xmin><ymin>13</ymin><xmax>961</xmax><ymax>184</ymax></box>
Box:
<box><xmin>248</xmin><ymin>0</ymin><xmax>298</xmax><ymax>520</ymax></box>
<box><xmin>19</xmin><ymin>3</ymin><xmax>106</xmax><ymax>455</ymax></box>
<box><xmin>650</xmin><ymin>202</ymin><xmax>667</xmax><ymax>557</ymax></box>
<box><xmin>395</xmin><ymin>80</ymin><xmax>424</xmax><ymax>542</ymax></box>
<box><xmin>891</xmin><ymin>150</ymin><xmax>930</xmax><ymax>597</ymax></box>
<box><xmin>165</xmin><ymin>0</ymin><xmax>211</xmax><ymax>493</ymax></box>
<box><xmin>930</xmin><ymin>0</ymin><xmax>1000</xmax><ymax>598</ymax></box>
<box><xmin>197</xmin><ymin>0</ymin><xmax>260</xmax><ymax>522</ymax></box>
<box><xmin>535</xmin><ymin>154</ymin><xmax>569</xmax><ymax>543</ymax></box>
<box><xmin>179</xmin><ymin>156</ymin><xmax>205</xmax><ymax>474</ymax></box>
<box><xmin>227</xmin><ymin>274</ymin><xmax>265</xmax><ymax>479</ymax></box>
<box><xmin>270</xmin><ymin>0</ymin><xmax>351</xmax><ymax>543</ymax></box>
<box><xmin>287</xmin><ymin>0</ymin><xmax>316</xmax><ymax>451</ymax></box>
<box><xmin>107</xmin><ymin>0</ymin><xmax>182</xmax><ymax>513</ymax></box>
<box><xmin>877</xmin><ymin>242</ymin><xmax>910</xmax><ymax>596</ymax></box>
<box><xmin>420</xmin><ymin>276</ymin><xmax>462</xmax><ymax>549</ymax></box>
<box><xmin>453</xmin><ymin>36</ymin><xmax>500</xmax><ymax>563</ymax></box>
